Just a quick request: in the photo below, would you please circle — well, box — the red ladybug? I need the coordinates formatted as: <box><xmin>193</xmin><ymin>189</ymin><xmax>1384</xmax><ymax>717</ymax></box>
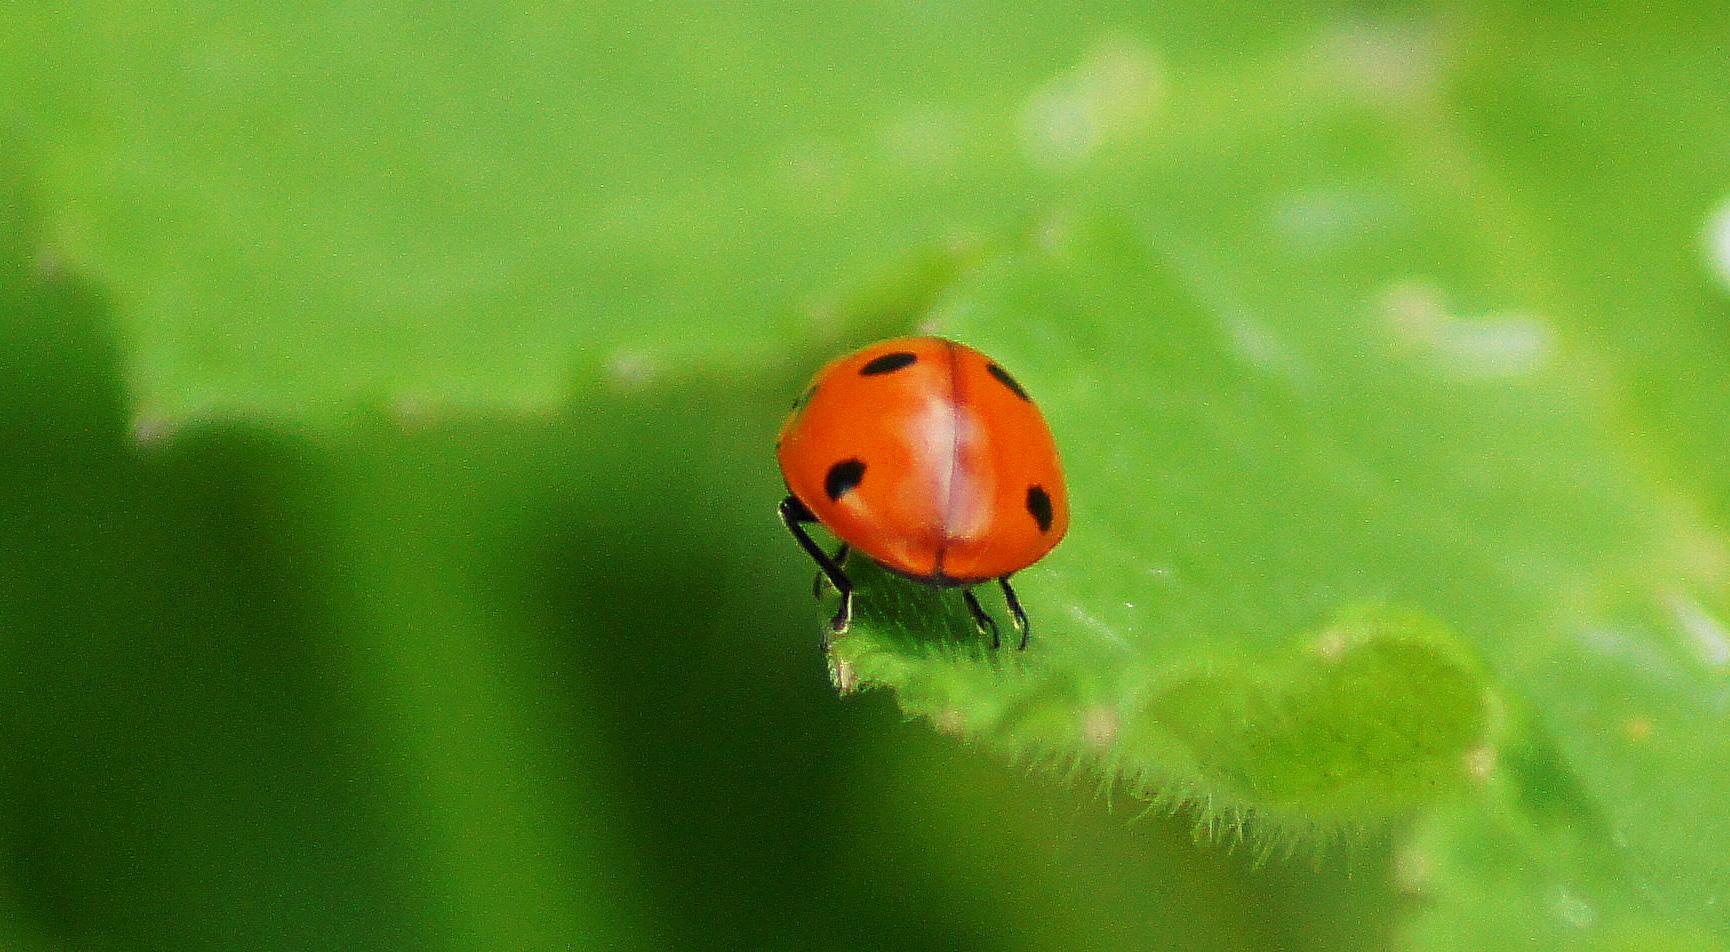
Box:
<box><xmin>777</xmin><ymin>336</ymin><xmax>1068</xmax><ymax>649</ymax></box>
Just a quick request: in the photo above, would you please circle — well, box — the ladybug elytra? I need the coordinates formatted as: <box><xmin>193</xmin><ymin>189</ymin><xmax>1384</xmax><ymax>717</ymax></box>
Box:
<box><xmin>777</xmin><ymin>336</ymin><xmax>1068</xmax><ymax>649</ymax></box>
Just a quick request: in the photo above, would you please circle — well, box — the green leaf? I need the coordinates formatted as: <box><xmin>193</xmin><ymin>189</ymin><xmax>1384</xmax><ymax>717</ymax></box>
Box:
<box><xmin>0</xmin><ymin>1</ymin><xmax>1124</xmax><ymax>420</ymax></box>
<box><xmin>819</xmin><ymin>12</ymin><xmax>1730</xmax><ymax>944</ymax></box>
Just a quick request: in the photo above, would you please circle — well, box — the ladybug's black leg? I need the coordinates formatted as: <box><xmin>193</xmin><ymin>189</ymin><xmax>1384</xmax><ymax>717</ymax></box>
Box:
<box><xmin>779</xmin><ymin>496</ymin><xmax>853</xmax><ymax>636</ymax></box>
<box><xmin>812</xmin><ymin>544</ymin><xmax>850</xmax><ymax>597</ymax></box>
<box><xmin>999</xmin><ymin>575</ymin><xmax>1029</xmax><ymax>650</ymax></box>
<box><xmin>962</xmin><ymin>588</ymin><xmax>1001</xmax><ymax>651</ymax></box>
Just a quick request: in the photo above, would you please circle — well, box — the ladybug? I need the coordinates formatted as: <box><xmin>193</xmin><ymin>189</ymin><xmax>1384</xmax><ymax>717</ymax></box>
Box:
<box><xmin>777</xmin><ymin>336</ymin><xmax>1068</xmax><ymax>649</ymax></box>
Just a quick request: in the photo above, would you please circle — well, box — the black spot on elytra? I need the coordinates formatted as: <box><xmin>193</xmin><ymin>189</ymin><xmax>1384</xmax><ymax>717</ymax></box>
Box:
<box><xmin>987</xmin><ymin>363</ymin><xmax>1030</xmax><ymax>401</ymax></box>
<box><xmin>825</xmin><ymin>459</ymin><xmax>866</xmax><ymax>501</ymax></box>
<box><xmin>1026</xmin><ymin>485</ymin><xmax>1053</xmax><ymax>533</ymax></box>
<box><xmin>860</xmin><ymin>352</ymin><xmax>918</xmax><ymax>376</ymax></box>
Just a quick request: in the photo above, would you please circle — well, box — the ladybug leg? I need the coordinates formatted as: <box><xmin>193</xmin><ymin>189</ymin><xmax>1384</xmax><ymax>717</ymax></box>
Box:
<box><xmin>812</xmin><ymin>544</ymin><xmax>850</xmax><ymax>597</ymax></box>
<box><xmin>998</xmin><ymin>575</ymin><xmax>1029</xmax><ymax>650</ymax></box>
<box><xmin>962</xmin><ymin>588</ymin><xmax>1001</xmax><ymax>651</ymax></box>
<box><xmin>779</xmin><ymin>496</ymin><xmax>854</xmax><ymax>636</ymax></box>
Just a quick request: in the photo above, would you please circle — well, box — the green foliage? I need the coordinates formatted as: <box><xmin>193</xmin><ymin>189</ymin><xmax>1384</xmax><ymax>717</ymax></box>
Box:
<box><xmin>3</xmin><ymin>2</ymin><xmax>1729</xmax><ymax>951</ymax></box>
<box><xmin>1144</xmin><ymin>606</ymin><xmax>1487</xmax><ymax>821</ymax></box>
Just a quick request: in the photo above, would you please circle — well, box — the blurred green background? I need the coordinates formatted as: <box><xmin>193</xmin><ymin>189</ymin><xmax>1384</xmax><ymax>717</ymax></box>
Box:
<box><xmin>4</xmin><ymin>2</ymin><xmax>1730</xmax><ymax>950</ymax></box>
